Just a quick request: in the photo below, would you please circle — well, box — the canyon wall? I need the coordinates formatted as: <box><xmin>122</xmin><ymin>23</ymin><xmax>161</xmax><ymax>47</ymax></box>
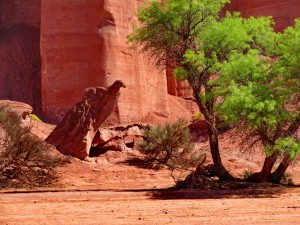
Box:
<box><xmin>0</xmin><ymin>0</ymin><xmax>41</xmax><ymax>112</ymax></box>
<box><xmin>226</xmin><ymin>0</ymin><xmax>300</xmax><ymax>31</ymax></box>
<box><xmin>0</xmin><ymin>0</ymin><xmax>299</xmax><ymax>124</ymax></box>
<box><xmin>0</xmin><ymin>0</ymin><xmax>40</xmax><ymax>29</ymax></box>
<box><xmin>40</xmin><ymin>0</ymin><xmax>173</xmax><ymax>124</ymax></box>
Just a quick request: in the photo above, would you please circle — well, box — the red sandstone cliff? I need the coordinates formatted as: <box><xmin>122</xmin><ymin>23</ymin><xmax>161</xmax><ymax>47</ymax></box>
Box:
<box><xmin>0</xmin><ymin>0</ymin><xmax>41</xmax><ymax>112</ymax></box>
<box><xmin>0</xmin><ymin>0</ymin><xmax>299</xmax><ymax>125</ymax></box>
<box><xmin>0</xmin><ymin>0</ymin><xmax>40</xmax><ymax>29</ymax></box>
<box><xmin>226</xmin><ymin>0</ymin><xmax>300</xmax><ymax>31</ymax></box>
<box><xmin>40</xmin><ymin>0</ymin><xmax>176</xmax><ymax>124</ymax></box>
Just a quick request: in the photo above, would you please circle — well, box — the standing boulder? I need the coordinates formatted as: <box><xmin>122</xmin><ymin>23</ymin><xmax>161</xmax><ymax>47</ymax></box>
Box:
<box><xmin>45</xmin><ymin>80</ymin><xmax>125</xmax><ymax>159</ymax></box>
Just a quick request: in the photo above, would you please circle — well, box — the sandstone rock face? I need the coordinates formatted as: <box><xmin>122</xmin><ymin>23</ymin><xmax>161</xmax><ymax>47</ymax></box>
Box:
<box><xmin>45</xmin><ymin>80</ymin><xmax>125</xmax><ymax>159</ymax></box>
<box><xmin>0</xmin><ymin>0</ymin><xmax>40</xmax><ymax>29</ymax></box>
<box><xmin>0</xmin><ymin>24</ymin><xmax>41</xmax><ymax>112</ymax></box>
<box><xmin>1</xmin><ymin>0</ymin><xmax>300</xmax><ymax>126</ymax></box>
<box><xmin>0</xmin><ymin>0</ymin><xmax>41</xmax><ymax>112</ymax></box>
<box><xmin>0</xmin><ymin>100</ymin><xmax>33</xmax><ymax>119</ymax></box>
<box><xmin>226</xmin><ymin>0</ymin><xmax>300</xmax><ymax>31</ymax></box>
<box><xmin>40</xmin><ymin>0</ymin><xmax>170</xmax><ymax>124</ymax></box>
<box><xmin>0</xmin><ymin>100</ymin><xmax>33</xmax><ymax>154</ymax></box>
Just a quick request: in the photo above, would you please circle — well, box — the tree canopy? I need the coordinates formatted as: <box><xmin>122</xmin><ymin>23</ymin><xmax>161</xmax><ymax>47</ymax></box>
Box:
<box><xmin>129</xmin><ymin>0</ymin><xmax>300</xmax><ymax>183</ymax></box>
<box><xmin>215</xmin><ymin>19</ymin><xmax>300</xmax><ymax>182</ymax></box>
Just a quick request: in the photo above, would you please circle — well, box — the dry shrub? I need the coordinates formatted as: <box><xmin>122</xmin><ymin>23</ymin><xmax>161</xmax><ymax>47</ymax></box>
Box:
<box><xmin>139</xmin><ymin>119</ymin><xmax>205</xmax><ymax>183</ymax></box>
<box><xmin>0</xmin><ymin>105</ymin><xmax>68</xmax><ymax>188</ymax></box>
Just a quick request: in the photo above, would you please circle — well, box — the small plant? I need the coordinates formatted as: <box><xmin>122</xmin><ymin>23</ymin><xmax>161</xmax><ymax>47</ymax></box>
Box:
<box><xmin>0</xmin><ymin>105</ymin><xmax>67</xmax><ymax>188</ymax></box>
<box><xmin>28</xmin><ymin>113</ymin><xmax>43</xmax><ymax>123</ymax></box>
<box><xmin>242</xmin><ymin>170</ymin><xmax>254</xmax><ymax>180</ymax></box>
<box><xmin>192</xmin><ymin>112</ymin><xmax>204</xmax><ymax>121</ymax></box>
<box><xmin>281</xmin><ymin>173</ymin><xmax>294</xmax><ymax>186</ymax></box>
<box><xmin>270</xmin><ymin>172</ymin><xmax>295</xmax><ymax>186</ymax></box>
<box><xmin>139</xmin><ymin>119</ymin><xmax>204</xmax><ymax>183</ymax></box>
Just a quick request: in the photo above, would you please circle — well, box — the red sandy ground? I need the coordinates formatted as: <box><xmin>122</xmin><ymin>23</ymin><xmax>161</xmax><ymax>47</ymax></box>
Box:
<box><xmin>0</xmin><ymin>122</ymin><xmax>300</xmax><ymax>224</ymax></box>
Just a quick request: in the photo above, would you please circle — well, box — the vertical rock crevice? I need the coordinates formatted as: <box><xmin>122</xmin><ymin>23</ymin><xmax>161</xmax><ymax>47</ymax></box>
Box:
<box><xmin>0</xmin><ymin>24</ymin><xmax>41</xmax><ymax>114</ymax></box>
<box><xmin>0</xmin><ymin>0</ymin><xmax>41</xmax><ymax>114</ymax></box>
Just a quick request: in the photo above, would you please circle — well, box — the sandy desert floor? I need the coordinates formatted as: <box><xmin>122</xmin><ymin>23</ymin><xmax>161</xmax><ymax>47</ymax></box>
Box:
<box><xmin>1</xmin><ymin>127</ymin><xmax>300</xmax><ymax>225</ymax></box>
<box><xmin>1</xmin><ymin>187</ymin><xmax>300</xmax><ymax>225</ymax></box>
<box><xmin>1</xmin><ymin>150</ymin><xmax>300</xmax><ymax>225</ymax></box>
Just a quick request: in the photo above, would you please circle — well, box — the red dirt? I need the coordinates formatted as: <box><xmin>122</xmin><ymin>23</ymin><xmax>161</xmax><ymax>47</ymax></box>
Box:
<box><xmin>1</xmin><ymin>122</ymin><xmax>300</xmax><ymax>224</ymax></box>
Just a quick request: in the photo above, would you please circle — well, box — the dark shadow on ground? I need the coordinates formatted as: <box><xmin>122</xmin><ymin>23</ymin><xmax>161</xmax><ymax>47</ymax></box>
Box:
<box><xmin>120</xmin><ymin>157</ymin><xmax>161</xmax><ymax>170</ymax></box>
<box><xmin>2</xmin><ymin>186</ymin><xmax>293</xmax><ymax>200</ymax></box>
<box><xmin>149</xmin><ymin>186</ymin><xmax>288</xmax><ymax>200</ymax></box>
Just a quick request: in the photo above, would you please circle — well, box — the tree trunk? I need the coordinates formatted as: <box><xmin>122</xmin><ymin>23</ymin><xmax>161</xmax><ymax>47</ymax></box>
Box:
<box><xmin>248</xmin><ymin>154</ymin><xmax>277</xmax><ymax>182</ymax></box>
<box><xmin>190</xmin><ymin>74</ymin><xmax>232</xmax><ymax>180</ymax></box>
<box><xmin>207</xmin><ymin>120</ymin><xmax>233</xmax><ymax>180</ymax></box>
<box><xmin>269</xmin><ymin>156</ymin><xmax>291</xmax><ymax>183</ymax></box>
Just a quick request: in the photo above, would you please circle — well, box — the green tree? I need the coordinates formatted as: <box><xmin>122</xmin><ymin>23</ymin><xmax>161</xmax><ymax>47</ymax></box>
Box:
<box><xmin>216</xmin><ymin>20</ymin><xmax>300</xmax><ymax>183</ymax></box>
<box><xmin>266</xmin><ymin>19</ymin><xmax>300</xmax><ymax>182</ymax></box>
<box><xmin>128</xmin><ymin>0</ymin><xmax>276</xmax><ymax>180</ymax></box>
<box><xmin>129</xmin><ymin>0</ymin><xmax>231</xmax><ymax>179</ymax></box>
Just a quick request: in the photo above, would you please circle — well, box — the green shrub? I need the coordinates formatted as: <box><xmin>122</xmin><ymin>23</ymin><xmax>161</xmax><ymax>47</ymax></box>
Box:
<box><xmin>0</xmin><ymin>105</ymin><xmax>67</xmax><ymax>188</ymax></box>
<box><xmin>139</xmin><ymin>119</ymin><xmax>202</xmax><ymax>171</ymax></box>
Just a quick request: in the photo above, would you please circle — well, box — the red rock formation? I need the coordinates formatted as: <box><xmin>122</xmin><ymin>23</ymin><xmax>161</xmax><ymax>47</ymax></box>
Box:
<box><xmin>1</xmin><ymin>0</ymin><xmax>300</xmax><ymax>125</ymax></box>
<box><xmin>40</xmin><ymin>0</ymin><xmax>171</xmax><ymax>124</ymax></box>
<box><xmin>0</xmin><ymin>24</ymin><xmax>41</xmax><ymax>112</ymax></box>
<box><xmin>226</xmin><ymin>0</ymin><xmax>300</xmax><ymax>32</ymax></box>
<box><xmin>0</xmin><ymin>0</ymin><xmax>41</xmax><ymax>112</ymax></box>
<box><xmin>166</xmin><ymin>62</ymin><xmax>192</xmax><ymax>98</ymax></box>
<box><xmin>0</xmin><ymin>0</ymin><xmax>40</xmax><ymax>29</ymax></box>
<box><xmin>90</xmin><ymin>124</ymin><xmax>145</xmax><ymax>157</ymax></box>
<box><xmin>46</xmin><ymin>80</ymin><xmax>125</xmax><ymax>159</ymax></box>
<box><xmin>0</xmin><ymin>100</ymin><xmax>33</xmax><ymax>119</ymax></box>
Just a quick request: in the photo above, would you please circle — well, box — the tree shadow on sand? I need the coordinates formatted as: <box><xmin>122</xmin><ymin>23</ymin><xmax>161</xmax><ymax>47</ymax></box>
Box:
<box><xmin>120</xmin><ymin>157</ymin><xmax>298</xmax><ymax>200</ymax></box>
<box><xmin>148</xmin><ymin>185</ymin><xmax>289</xmax><ymax>200</ymax></box>
<box><xmin>119</xmin><ymin>157</ymin><xmax>162</xmax><ymax>170</ymax></box>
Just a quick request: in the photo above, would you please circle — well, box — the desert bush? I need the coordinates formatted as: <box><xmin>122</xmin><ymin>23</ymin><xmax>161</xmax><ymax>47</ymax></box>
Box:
<box><xmin>0</xmin><ymin>105</ymin><xmax>67</xmax><ymax>188</ymax></box>
<box><xmin>139</xmin><ymin>119</ymin><xmax>203</xmax><ymax>174</ymax></box>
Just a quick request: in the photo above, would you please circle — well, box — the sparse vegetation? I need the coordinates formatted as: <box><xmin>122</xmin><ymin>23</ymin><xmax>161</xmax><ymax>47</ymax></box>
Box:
<box><xmin>192</xmin><ymin>112</ymin><xmax>204</xmax><ymax>121</ymax></box>
<box><xmin>242</xmin><ymin>170</ymin><xmax>254</xmax><ymax>180</ymax></box>
<box><xmin>279</xmin><ymin>173</ymin><xmax>294</xmax><ymax>186</ymax></box>
<box><xmin>0</xmin><ymin>105</ymin><xmax>68</xmax><ymax>188</ymax></box>
<box><xmin>139</xmin><ymin>119</ymin><xmax>205</xmax><ymax>183</ymax></box>
<box><xmin>29</xmin><ymin>113</ymin><xmax>43</xmax><ymax>123</ymax></box>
